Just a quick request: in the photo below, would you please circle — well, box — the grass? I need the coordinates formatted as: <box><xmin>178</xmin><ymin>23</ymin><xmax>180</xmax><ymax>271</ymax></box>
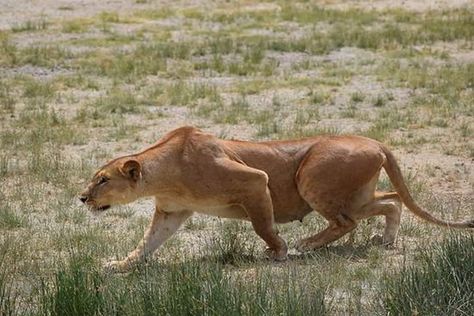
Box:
<box><xmin>92</xmin><ymin>87</ymin><xmax>144</xmax><ymax>114</ymax></box>
<box><xmin>166</xmin><ymin>81</ymin><xmax>220</xmax><ymax>107</ymax></box>
<box><xmin>203</xmin><ymin>221</ymin><xmax>257</xmax><ymax>265</ymax></box>
<box><xmin>362</xmin><ymin>107</ymin><xmax>417</xmax><ymax>141</ymax></box>
<box><xmin>0</xmin><ymin>1</ymin><xmax>473</xmax><ymax>315</ymax></box>
<box><xmin>0</xmin><ymin>241</ymin><xmax>18</xmax><ymax>316</ymax></box>
<box><xmin>0</xmin><ymin>38</ymin><xmax>71</xmax><ymax>68</ymax></box>
<box><xmin>35</xmin><ymin>247</ymin><xmax>330</xmax><ymax>316</ymax></box>
<box><xmin>11</xmin><ymin>19</ymin><xmax>48</xmax><ymax>32</ymax></box>
<box><xmin>380</xmin><ymin>234</ymin><xmax>474</xmax><ymax>315</ymax></box>
<box><xmin>255</xmin><ymin>111</ymin><xmax>280</xmax><ymax>138</ymax></box>
<box><xmin>0</xmin><ymin>32</ymin><xmax>17</xmax><ymax>67</ymax></box>
<box><xmin>62</xmin><ymin>19</ymin><xmax>92</xmax><ymax>33</ymax></box>
<box><xmin>372</xmin><ymin>94</ymin><xmax>386</xmax><ymax>107</ymax></box>
<box><xmin>308</xmin><ymin>90</ymin><xmax>332</xmax><ymax>105</ymax></box>
<box><xmin>0</xmin><ymin>80</ymin><xmax>15</xmax><ymax>113</ymax></box>
<box><xmin>22</xmin><ymin>78</ymin><xmax>56</xmax><ymax>99</ymax></box>
<box><xmin>77</xmin><ymin>45</ymin><xmax>169</xmax><ymax>81</ymax></box>
<box><xmin>0</xmin><ymin>205</ymin><xmax>27</xmax><ymax>230</ymax></box>
<box><xmin>38</xmin><ymin>252</ymin><xmax>105</xmax><ymax>316</ymax></box>
<box><xmin>13</xmin><ymin>105</ymin><xmax>84</xmax><ymax>147</ymax></box>
<box><xmin>350</xmin><ymin>91</ymin><xmax>365</xmax><ymax>103</ymax></box>
<box><xmin>216</xmin><ymin>95</ymin><xmax>251</xmax><ymax>124</ymax></box>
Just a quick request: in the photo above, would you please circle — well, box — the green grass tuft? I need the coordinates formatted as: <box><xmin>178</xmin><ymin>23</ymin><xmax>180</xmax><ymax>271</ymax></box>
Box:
<box><xmin>39</xmin><ymin>253</ymin><xmax>105</xmax><ymax>316</ymax></box>
<box><xmin>0</xmin><ymin>241</ymin><xmax>18</xmax><ymax>315</ymax></box>
<box><xmin>380</xmin><ymin>234</ymin><xmax>474</xmax><ymax>315</ymax></box>
<box><xmin>204</xmin><ymin>221</ymin><xmax>257</xmax><ymax>265</ymax></box>
<box><xmin>11</xmin><ymin>19</ymin><xmax>48</xmax><ymax>32</ymax></box>
<box><xmin>0</xmin><ymin>204</ymin><xmax>27</xmax><ymax>230</ymax></box>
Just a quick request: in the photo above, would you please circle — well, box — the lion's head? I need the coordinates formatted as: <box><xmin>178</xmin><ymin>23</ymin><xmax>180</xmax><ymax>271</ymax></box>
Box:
<box><xmin>79</xmin><ymin>158</ymin><xmax>142</xmax><ymax>212</ymax></box>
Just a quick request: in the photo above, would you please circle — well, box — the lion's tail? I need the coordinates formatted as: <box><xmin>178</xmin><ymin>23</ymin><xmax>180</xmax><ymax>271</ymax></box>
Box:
<box><xmin>380</xmin><ymin>144</ymin><xmax>474</xmax><ymax>229</ymax></box>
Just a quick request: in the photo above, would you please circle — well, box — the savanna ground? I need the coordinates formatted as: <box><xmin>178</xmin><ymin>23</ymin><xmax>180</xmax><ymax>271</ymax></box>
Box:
<box><xmin>0</xmin><ymin>0</ymin><xmax>473</xmax><ymax>315</ymax></box>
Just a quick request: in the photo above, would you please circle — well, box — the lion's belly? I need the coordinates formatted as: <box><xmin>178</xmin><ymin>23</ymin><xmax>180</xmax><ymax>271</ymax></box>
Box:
<box><xmin>157</xmin><ymin>197</ymin><xmax>248</xmax><ymax>220</ymax></box>
<box><xmin>261</xmin><ymin>164</ymin><xmax>313</xmax><ymax>223</ymax></box>
<box><xmin>224</xmin><ymin>142</ymin><xmax>315</xmax><ymax>223</ymax></box>
<box><xmin>157</xmin><ymin>192</ymin><xmax>310</xmax><ymax>223</ymax></box>
<box><xmin>270</xmin><ymin>186</ymin><xmax>313</xmax><ymax>223</ymax></box>
<box><xmin>197</xmin><ymin>204</ymin><xmax>248</xmax><ymax>219</ymax></box>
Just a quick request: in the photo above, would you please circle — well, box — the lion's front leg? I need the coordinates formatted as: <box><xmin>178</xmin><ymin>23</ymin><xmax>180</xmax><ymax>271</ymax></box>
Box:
<box><xmin>104</xmin><ymin>208</ymin><xmax>192</xmax><ymax>272</ymax></box>
<box><xmin>215</xmin><ymin>158</ymin><xmax>288</xmax><ymax>261</ymax></box>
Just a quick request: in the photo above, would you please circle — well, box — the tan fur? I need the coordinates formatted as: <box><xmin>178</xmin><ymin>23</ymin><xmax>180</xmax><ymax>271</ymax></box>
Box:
<box><xmin>80</xmin><ymin>126</ymin><xmax>474</xmax><ymax>272</ymax></box>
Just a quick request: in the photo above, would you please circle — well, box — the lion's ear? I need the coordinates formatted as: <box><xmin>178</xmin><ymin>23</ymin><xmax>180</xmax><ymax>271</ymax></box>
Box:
<box><xmin>120</xmin><ymin>160</ymin><xmax>142</xmax><ymax>181</ymax></box>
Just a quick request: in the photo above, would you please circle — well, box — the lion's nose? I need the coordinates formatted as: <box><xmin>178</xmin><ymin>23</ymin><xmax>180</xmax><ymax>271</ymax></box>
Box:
<box><xmin>79</xmin><ymin>196</ymin><xmax>88</xmax><ymax>203</ymax></box>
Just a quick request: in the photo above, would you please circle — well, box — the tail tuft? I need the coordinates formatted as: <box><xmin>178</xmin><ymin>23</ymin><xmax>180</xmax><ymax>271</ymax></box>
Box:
<box><xmin>467</xmin><ymin>220</ymin><xmax>474</xmax><ymax>228</ymax></box>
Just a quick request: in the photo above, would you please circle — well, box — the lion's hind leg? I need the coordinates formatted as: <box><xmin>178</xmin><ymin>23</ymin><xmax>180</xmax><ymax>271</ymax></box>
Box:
<box><xmin>295</xmin><ymin>192</ymin><xmax>402</xmax><ymax>252</ymax></box>
<box><xmin>294</xmin><ymin>141</ymin><xmax>386</xmax><ymax>252</ymax></box>
<box><xmin>353</xmin><ymin>192</ymin><xmax>402</xmax><ymax>246</ymax></box>
<box><xmin>295</xmin><ymin>212</ymin><xmax>357</xmax><ymax>252</ymax></box>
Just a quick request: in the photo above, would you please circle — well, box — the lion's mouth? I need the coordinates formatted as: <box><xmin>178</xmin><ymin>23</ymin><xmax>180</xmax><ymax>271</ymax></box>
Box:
<box><xmin>85</xmin><ymin>200</ymin><xmax>111</xmax><ymax>212</ymax></box>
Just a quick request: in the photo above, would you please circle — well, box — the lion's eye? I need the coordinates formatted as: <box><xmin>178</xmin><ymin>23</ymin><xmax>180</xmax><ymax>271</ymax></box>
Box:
<box><xmin>98</xmin><ymin>177</ymin><xmax>108</xmax><ymax>185</ymax></box>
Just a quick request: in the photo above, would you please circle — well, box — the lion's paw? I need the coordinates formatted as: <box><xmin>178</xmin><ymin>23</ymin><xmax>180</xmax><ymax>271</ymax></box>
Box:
<box><xmin>264</xmin><ymin>247</ymin><xmax>288</xmax><ymax>262</ymax></box>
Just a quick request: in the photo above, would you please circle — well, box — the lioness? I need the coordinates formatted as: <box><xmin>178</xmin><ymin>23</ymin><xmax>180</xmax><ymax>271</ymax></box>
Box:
<box><xmin>80</xmin><ymin>126</ymin><xmax>473</xmax><ymax>272</ymax></box>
